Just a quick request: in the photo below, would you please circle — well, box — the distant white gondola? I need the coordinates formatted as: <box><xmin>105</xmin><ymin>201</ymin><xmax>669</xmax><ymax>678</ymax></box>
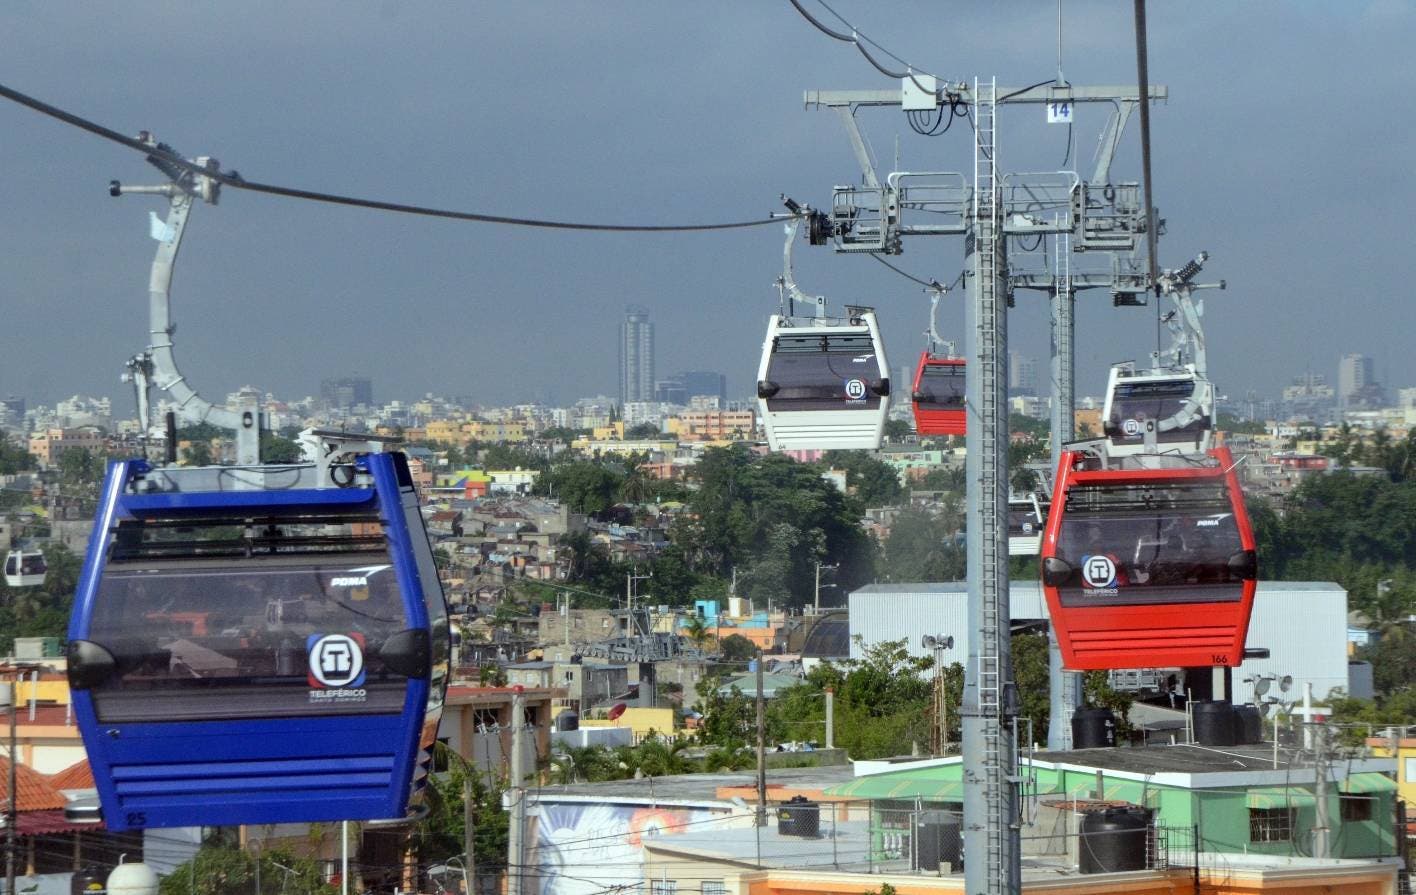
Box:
<box><xmin>1007</xmin><ymin>492</ymin><xmax>1047</xmax><ymax>556</ymax></box>
<box><xmin>3</xmin><ymin>549</ymin><xmax>46</xmax><ymax>588</ymax></box>
<box><xmin>1101</xmin><ymin>363</ymin><xmax>1214</xmax><ymax>458</ymax></box>
<box><xmin>756</xmin><ymin>308</ymin><xmax>890</xmax><ymax>451</ymax></box>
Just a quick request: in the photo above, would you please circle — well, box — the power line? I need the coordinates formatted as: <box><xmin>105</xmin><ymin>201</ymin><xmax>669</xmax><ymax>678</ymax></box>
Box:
<box><xmin>0</xmin><ymin>81</ymin><xmax>776</xmax><ymax>234</ymax></box>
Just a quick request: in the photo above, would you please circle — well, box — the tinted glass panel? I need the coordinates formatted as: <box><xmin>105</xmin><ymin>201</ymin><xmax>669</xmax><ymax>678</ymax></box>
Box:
<box><xmin>1054</xmin><ymin>480</ymin><xmax>1245</xmax><ymax>607</ymax></box>
<box><xmin>1108</xmin><ymin>379</ymin><xmax>1209</xmax><ymax>445</ymax></box>
<box><xmin>916</xmin><ymin>364</ymin><xmax>966</xmax><ymax>410</ymax></box>
<box><xmin>88</xmin><ymin>553</ymin><xmax>410</xmax><ymax>721</ymax></box>
<box><xmin>765</xmin><ymin>334</ymin><xmax>883</xmax><ymax>411</ymax></box>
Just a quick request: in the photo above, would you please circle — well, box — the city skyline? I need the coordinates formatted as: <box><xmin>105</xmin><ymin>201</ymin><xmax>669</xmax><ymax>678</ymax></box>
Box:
<box><xmin>1</xmin><ymin>5</ymin><xmax>1414</xmax><ymax>413</ymax></box>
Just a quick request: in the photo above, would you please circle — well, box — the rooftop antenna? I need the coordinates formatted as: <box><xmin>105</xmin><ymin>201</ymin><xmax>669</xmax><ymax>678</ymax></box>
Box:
<box><xmin>113</xmin><ymin>133</ymin><xmax>262</xmax><ymax>465</ymax></box>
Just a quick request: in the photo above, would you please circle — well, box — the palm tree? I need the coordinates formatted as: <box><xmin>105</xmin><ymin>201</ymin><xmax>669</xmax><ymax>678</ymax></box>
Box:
<box><xmin>619</xmin><ymin>453</ymin><xmax>653</xmax><ymax>505</ymax></box>
<box><xmin>682</xmin><ymin>615</ymin><xmax>710</xmax><ymax>653</ymax></box>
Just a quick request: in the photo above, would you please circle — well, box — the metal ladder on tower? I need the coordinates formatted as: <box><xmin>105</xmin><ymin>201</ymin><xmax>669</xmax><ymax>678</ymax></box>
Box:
<box><xmin>972</xmin><ymin>75</ymin><xmax>1008</xmax><ymax>892</ymax></box>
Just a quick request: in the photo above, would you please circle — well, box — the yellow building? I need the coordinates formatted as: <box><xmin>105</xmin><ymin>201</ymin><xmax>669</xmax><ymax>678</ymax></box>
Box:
<box><xmin>1367</xmin><ymin>731</ymin><xmax>1416</xmax><ymax>814</ymax></box>
<box><xmin>467</xmin><ymin>420</ymin><xmax>530</xmax><ymax>443</ymax></box>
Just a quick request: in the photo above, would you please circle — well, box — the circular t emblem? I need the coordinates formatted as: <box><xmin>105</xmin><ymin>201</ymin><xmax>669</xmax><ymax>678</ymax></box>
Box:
<box><xmin>308</xmin><ymin>633</ymin><xmax>366</xmax><ymax>687</ymax></box>
<box><xmin>1082</xmin><ymin>555</ymin><xmax>1118</xmax><ymax>589</ymax></box>
<box><xmin>844</xmin><ymin>378</ymin><xmax>867</xmax><ymax>400</ymax></box>
<box><xmin>1122</xmin><ymin>418</ymin><xmax>1141</xmax><ymax>436</ymax></box>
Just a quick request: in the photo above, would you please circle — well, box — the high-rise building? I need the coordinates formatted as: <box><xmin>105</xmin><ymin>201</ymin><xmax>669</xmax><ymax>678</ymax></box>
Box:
<box><xmin>1337</xmin><ymin>354</ymin><xmax>1384</xmax><ymax>410</ymax></box>
<box><xmin>619</xmin><ymin>306</ymin><xmax>655</xmax><ymax>406</ymax></box>
<box><xmin>321</xmin><ymin>377</ymin><xmax>373</xmax><ymax>410</ymax></box>
<box><xmin>1009</xmin><ymin>351</ymin><xmax>1038</xmax><ymax>397</ymax></box>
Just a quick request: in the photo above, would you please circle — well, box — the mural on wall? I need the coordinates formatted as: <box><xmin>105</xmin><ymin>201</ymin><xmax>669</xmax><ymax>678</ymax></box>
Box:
<box><xmin>531</xmin><ymin>803</ymin><xmax>727</xmax><ymax>895</ymax></box>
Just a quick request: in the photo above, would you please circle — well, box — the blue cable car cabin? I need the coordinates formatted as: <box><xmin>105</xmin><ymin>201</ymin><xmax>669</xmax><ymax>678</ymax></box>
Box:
<box><xmin>67</xmin><ymin>452</ymin><xmax>449</xmax><ymax>831</ymax></box>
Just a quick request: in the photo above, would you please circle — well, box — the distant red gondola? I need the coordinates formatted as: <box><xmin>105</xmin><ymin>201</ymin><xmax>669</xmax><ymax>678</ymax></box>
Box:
<box><xmin>911</xmin><ymin>353</ymin><xmax>966</xmax><ymax>436</ymax></box>
<box><xmin>1040</xmin><ymin>445</ymin><xmax>1257</xmax><ymax>670</ymax></box>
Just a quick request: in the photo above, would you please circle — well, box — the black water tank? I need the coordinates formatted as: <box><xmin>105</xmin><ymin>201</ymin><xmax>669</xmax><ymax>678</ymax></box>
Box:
<box><xmin>1193</xmin><ymin>700</ymin><xmax>1238</xmax><ymax>746</ymax></box>
<box><xmin>556</xmin><ymin>710</ymin><xmax>579</xmax><ymax>732</ymax></box>
<box><xmin>1234</xmin><ymin>705</ymin><xmax>1263</xmax><ymax>745</ymax></box>
<box><xmin>1079</xmin><ymin>807</ymin><xmax>1150</xmax><ymax>874</ymax></box>
<box><xmin>777</xmin><ymin>796</ymin><xmax>820</xmax><ymax>838</ymax></box>
<box><xmin>71</xmin><ymin>867</ymin><xmax>106</xmax><ymax>895</ymax></box>
<box><xmin>1071</xmin><ymin>707</ymin><xmax>1117</xmax><ymax>748</ymax></box>
<box><xmin>914</xmin><ymin>810</ymin><xmax>963</xmax><ymax>873</ymax></box>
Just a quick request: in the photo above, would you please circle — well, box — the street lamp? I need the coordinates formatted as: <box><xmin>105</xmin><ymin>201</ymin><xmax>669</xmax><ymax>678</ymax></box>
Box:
<box><xmin>813</xmin><ymin>563</ymin><xmax>839</xmax><ymax>612</ymax></box>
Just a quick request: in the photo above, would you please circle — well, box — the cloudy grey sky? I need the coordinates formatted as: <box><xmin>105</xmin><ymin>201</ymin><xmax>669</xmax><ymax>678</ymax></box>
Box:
<box><xmin>2</xmin><ymin>2</ymin><xmax>1411</xmax><ymax>412</ymax></box>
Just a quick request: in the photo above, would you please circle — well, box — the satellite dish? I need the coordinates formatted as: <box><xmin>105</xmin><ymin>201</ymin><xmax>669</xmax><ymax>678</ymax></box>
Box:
<box><xmin>1257</xmin><ymin>702</ymin><xmax>1270</xmax><ymax>717</ymax></box>
<box><xmin>1253</xmin><ymin>678</ymin><xmax>1271</xmax><ymax>697</ymax></box>
<box><xmin>1279</xmin><ymin>675</ymin><xmax>1293</xmax><ymax>693</ymax></box>
<box><xmin>608</xmin><ymin>702</ymin><xmax>628</xmax><ymax>721</ymax></box>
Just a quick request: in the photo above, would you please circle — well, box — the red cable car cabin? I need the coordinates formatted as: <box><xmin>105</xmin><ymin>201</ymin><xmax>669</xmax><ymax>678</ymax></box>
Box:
<box><xmin>911</xmin><ymin>353</ymin><xmax>966</xmax><ymax>436</ymax></box>
<box><xmin>1040</xmin><ymin>445</ymin><xmax>1257</xmax><ymax>670</ymax></box>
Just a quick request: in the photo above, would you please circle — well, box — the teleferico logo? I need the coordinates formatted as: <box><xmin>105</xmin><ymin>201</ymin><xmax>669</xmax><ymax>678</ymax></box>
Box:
<box><xmin>307</xmin><ymin>633</ymin><xmax>366</xmax><ymax>688</ymax></box>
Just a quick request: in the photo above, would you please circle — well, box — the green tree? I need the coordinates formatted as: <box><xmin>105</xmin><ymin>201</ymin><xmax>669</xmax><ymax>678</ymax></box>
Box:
<box><xmin>694</xmin><ymin>673</ymin><xmax>754</xmax><ymax>748</ymax></box>
<box><xmin>624</xmin><ymin>422</ymin><xmax>662</xmax><ymax>439</ymax></box>
<box><xmin>57</xmin><ymin>446</ymin><xmax>105</xmax><ymax>488</ymax></box>
<box><xmin>158</xmin><ymin>845</ymin><xmax>333</xmax><ymax>895</ymax></box>
<box><xmin>883</xmin><ymin>419</ymin><xmax>913</xmax><ymax>442</ymax></box>
<box><xmin>618</xmin><ymin>452</ymin><xmax>654</xmax><ymax>504</ymax></box>
<box><xmin>260</xmin><ymin>431</ymin><xmax>302</xmax><ymax>463</ymax></box>
<box><xmin>417</xmin><ymin>754</ymin><xmax>509</xmax><ymax>877</ymax></box>
<box><xmin>719</xmin><ymin>633</ymin><xmax>757</xmax><ymax>661</ymax></box>
<box><xmin>183</xmin><ymin>440</ymin><xmax>215</xmax><ymax>467</ymax></box>
<box><xmin>540</xmin><ymin>461</ymin><xmax>623</xmax><ymax>516</ymax></box>
<box><xmin>0</xmin><ymin>439</ymin><xmax>37</xmax><ymax>475</ymax></box>
<box><xmin>880</xmin><ymin>508</ymin><xmax>965</xmax><ymax>582</ymax></box>
<box><xmin>823</xmin><ymin>450</ymin><xmax>906</xmax><ymax>507</ymax></box>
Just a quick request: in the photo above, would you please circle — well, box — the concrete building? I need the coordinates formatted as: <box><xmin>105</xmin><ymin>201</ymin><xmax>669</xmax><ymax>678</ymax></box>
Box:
<box><xmin>620</xmin><ymin>305</ymin><xmax>655</xmax><ymax>406</ymax></box>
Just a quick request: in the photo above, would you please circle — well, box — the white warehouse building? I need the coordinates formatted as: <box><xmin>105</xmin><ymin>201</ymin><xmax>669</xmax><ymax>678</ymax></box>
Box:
<box><xmin>848</xmin><ymin>581</ymin><xmax>1352</xmax><ymax>703</ymax></box>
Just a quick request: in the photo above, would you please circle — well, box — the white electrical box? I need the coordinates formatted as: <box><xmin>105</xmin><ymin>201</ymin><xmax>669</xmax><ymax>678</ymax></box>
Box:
<box><xmin>902</xmin><ymin>74</ymin><xmax>938</xmax><ymax>111</ymax></box>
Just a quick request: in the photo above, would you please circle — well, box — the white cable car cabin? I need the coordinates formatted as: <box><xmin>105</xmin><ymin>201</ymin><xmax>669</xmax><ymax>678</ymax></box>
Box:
<box><xmin>1007</xmin><ymin>492</ymin><xmax>1047</xmax><ymax>556</ymax></box>
<box><xmin>756</xmin><ymin>308</ymin><xmax>890</xmax><ymax>452</ymax></box>
<box><xmin>4</xmin><ymin>549</ymin><xmax>47</xmax><ymax>588</ymax></box>
<box><xmin>1101</xmin><ymin>363</ymin><xmax>1214</xmax><ymax>458</ymax></box>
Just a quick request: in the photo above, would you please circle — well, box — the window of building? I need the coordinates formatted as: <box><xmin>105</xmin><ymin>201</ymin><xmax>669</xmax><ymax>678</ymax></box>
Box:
<box><xmin>701</xmin><ymin>882</ymin><xmax>726</xmax><ymax>895</ymax></box>
<box><xmin>1249</xmin><ymin>807</ymin><xmax>1296</xmax><ymax>843</ymax></box>
<box><xmin>472</xmin><ymin>708</ymin><xmax>500</xmax><ymax>729</ymax></box>
<box><xmin>650</xmin><ymin>881</ymin><xmax>677</xmax><ymax>895</ymax></box>
<box><xmin>1340</xmin><ymin>794</ymin><xmax>1374</xmax><ymax>822</ymax></box>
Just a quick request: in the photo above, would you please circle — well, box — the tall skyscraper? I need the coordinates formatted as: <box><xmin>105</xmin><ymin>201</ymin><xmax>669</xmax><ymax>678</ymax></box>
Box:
<box><xmin>321</xmin><ymin>377</ymin><xmax>373</xmax><ymax>410</ymax></box>
<box><xmin>619</xmin><ymin>306</ymin><xmax>655</xmax><ymax>405</ymax></box>
<box><xmin>1337</xmin><ymin>354</ymin><xmax>1383</xmax><ymax>410</ymax></box>
<box><xmin>1009</xmin><ymin>351</ymin><xmax>1038</xmax><ymax>397</ymax></box>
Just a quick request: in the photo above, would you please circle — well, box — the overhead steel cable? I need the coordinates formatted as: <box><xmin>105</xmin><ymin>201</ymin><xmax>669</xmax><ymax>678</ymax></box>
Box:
<box><xmin>785</xmin><ymin>0</ymin><xmax>940</xmax><ymax>98</ymax></box>
<box><xmin>0</xmin><ymin>80</ymin><xmax>776</xmax><ymax>233</ymax></box>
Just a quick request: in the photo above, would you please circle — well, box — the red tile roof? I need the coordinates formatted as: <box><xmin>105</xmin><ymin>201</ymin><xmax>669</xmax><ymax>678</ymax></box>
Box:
<box><xmin>0</xmin><ymin>758</ymin><xmax>65</xmax><ymax>811</ymax></box>
<box><xmin>47</xmin><ymin>760</ymin><xmax>95</xmax><ymax>792</ymax></box>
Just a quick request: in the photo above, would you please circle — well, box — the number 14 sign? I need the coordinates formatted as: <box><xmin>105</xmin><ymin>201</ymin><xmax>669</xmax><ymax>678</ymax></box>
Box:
<box><xmin>1047</xmin><ymin>100</ymin><xmax>1073</xmax><ymax>124</ymax></box>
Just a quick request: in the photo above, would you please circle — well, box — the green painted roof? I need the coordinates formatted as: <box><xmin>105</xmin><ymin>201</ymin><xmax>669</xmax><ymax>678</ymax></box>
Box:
<box><xmin>828</xmin><ymin>773</ymin><xmax>965</xmax><ymax>801</ymax></box>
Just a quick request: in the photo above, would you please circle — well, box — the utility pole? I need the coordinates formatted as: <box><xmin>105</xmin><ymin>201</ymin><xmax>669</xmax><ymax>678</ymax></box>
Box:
<box><xmin>824</xmin><ymin>686</ymin><xmax>834</xmax><ymax>750</ymax></box>
<box><xmin>506</xmin><ymin>687</ymin><xmax>526</xmax><ymax>895</ymax></box>
<box><xmin>1312</xmin><ymin>722</ymin><xmax>1332</xmax><ymax>859</ymax></box>
<box><xmin>6</xmin><ymin>678</ymin><xmax>15</xmax><ymax>895</ymax></box>
<box><xmin>755</xmin><ymin>650</ymin><xmax>766</xmax><ymax>827</ymax></box>
<box><xmin>463</xmin><ymin>770</ymin><xmax>477</xmax><ymax>895</ymax></box>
